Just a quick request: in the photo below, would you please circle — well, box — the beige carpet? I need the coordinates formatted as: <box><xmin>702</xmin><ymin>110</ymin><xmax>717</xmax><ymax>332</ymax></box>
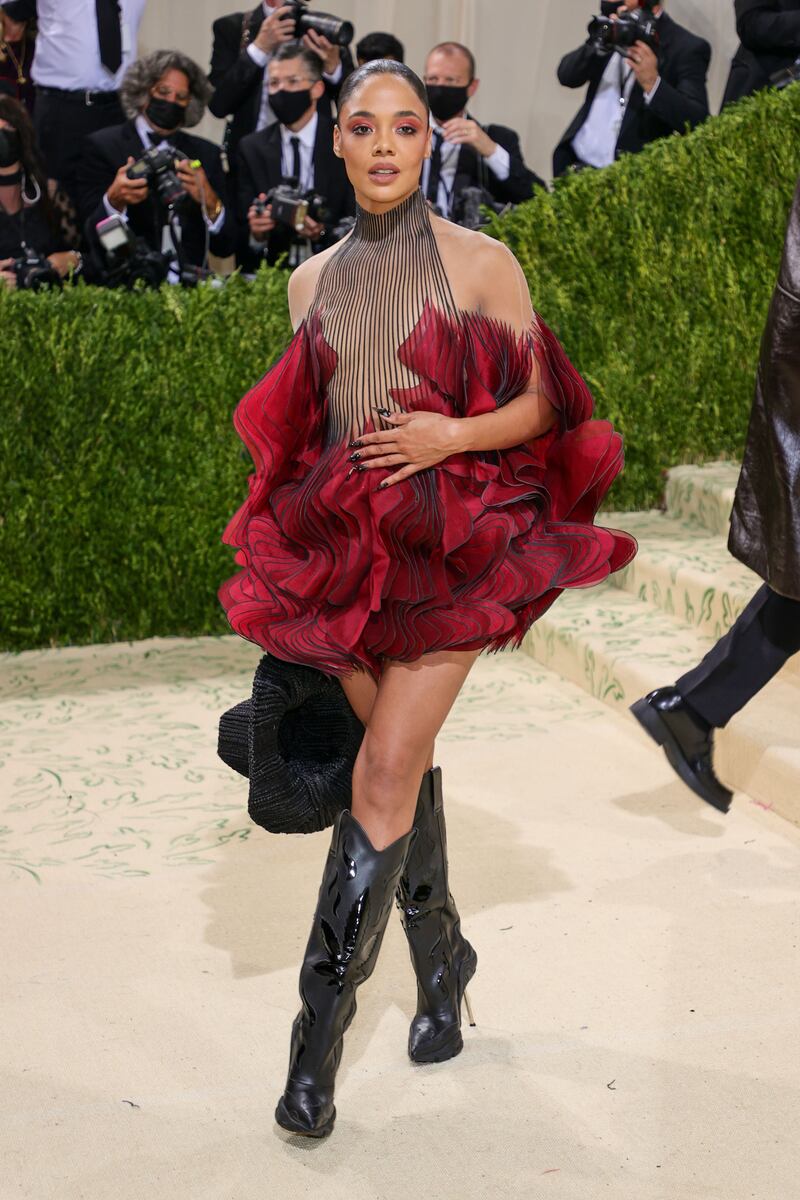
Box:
<box><xmin>2</xmin><ymin>637</ymin><xmax>799</xmax><ymax>1200</ymax></box>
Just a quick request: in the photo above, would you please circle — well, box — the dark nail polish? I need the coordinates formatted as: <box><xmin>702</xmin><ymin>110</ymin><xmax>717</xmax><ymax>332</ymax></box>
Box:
<box><xmin>356</xmin><ymin>464</ymin><xmax>367</xmax><ymax>472</ymax></box>
<box><xmin>349</xmin><ymin>452</ymin><xmax>361</xmax><ymax>462</ymax></box>
<box><xmin>377</xmin><ymin>408</ymin><xmax>392</xmax><ymax>417</ymax></box>
<box><xmin>378</xmin><ymin>481</ymin><xmax>388</xmax><ymax>489</ymax></box>
<box><xmin>345</xmin><ymin>467</ymin><xmax>355</xmax><ymax>480</ymax></box>
<box><xmin>348</xmin><ymin>440</ymin><xmax>362</xmax><ymax>449</ymax></box>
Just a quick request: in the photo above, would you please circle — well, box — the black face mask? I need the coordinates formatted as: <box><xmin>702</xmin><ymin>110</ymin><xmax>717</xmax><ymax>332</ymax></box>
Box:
<box><xmin>427</xmin><ymin>85</ymin><xmax>469</xmax><ymax>124</ymax></box>
<box><xmin>269</xmin><ymin>87</ymin><xmax>313</xmax><ymax>127</ymax></box>
<box><xmin>600</xmin><ymin>1</ymin><xmax>625</xmax><ymax>14</ymax></box>
<box><xmin>145</xmin><ymin>97</ymin><xmax>187</xmax><ymax>132</ymax></box>
<box><xmin>0</xmin><ymin>127</ymin><xmax>22</xmax><ymax>169</ymax></box>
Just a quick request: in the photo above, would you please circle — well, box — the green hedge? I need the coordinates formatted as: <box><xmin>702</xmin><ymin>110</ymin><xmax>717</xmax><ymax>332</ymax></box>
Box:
<box><xmin>2</xmin><ymin>86</ymin><xmax>800</xmax><ymax>651</ymax></box>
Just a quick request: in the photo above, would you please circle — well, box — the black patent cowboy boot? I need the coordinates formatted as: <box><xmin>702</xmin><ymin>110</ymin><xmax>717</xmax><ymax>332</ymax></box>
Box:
<box><xmin>395</xmin><ymin>767</ymin><xmax>477</xmax><ymax>1064</ymax></box>
<box><xmin>275</xmin><ymin>809</ymin><xmax>417</xmax><ymax>1138</ymax></box>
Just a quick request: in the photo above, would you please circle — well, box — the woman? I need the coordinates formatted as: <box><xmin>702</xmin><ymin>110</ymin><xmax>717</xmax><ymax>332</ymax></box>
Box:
<box><xmin>220</xmin><ymin>61</ymin><xmax>636</xmax><ymax>1139</ymax></box>
<box><xmin>0</xmin><ymin>7</ymin><xmax>35</xmax><ymax>115</ymax></box>
<box><xmin>0</xmin><ymin>96</ymin><xmax>81</xmax><ymax>289</ymax></box>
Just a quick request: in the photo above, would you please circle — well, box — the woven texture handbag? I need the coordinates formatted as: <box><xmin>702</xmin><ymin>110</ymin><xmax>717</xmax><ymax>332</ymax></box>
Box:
<box><xmin>218</xmin><ymin>654</ymin><xmax>365</xmax><ymax>834</ymax></box>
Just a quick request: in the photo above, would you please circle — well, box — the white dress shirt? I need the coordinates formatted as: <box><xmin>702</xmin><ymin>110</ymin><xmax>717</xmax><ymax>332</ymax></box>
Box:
<box><xmin>30</xmin><ymin>0</ymin><xmax>146</xmax><ymax>92</ymax></box>
<box><xmin>246</xmin><ymin>1</ymin><xmax>344</xmax><ymax>131</ymax></box>
<box><xmin>572</xmin><ymin>39</ymin><xmax>663</xmax><ymax>169</ymax></box>
<box><xmin>420</xmin><ymin>117</ymin><xmax>511</xmax><ymax>219</ymax></box>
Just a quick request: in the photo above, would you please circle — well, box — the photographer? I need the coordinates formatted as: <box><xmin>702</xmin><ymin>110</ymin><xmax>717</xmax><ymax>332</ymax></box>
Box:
<box><xmin>1</xmin><ymin>1</ymin><xmax>146</xmax><ymax>214</ymax></box>
<box><xmin>420</xmin><ymin>41</ymin><xmax>545</xmax><ymax>224</ymax></box>
<box><xmin>236</xmin><ymin>41</ymin><xmax>353</xmax><ymax>271</ymax></box>
<box><xmin>0</xmin><ymin>95</ymin><xmax>82</xmax><ymax>289</ymax></box>
<box><xmin>208</xmin><ymin>2</ymin><xmax>354</xmax><ymax>172</ymax></box>
<box><xmin>80</xmin><ymin>51</ymin><xmax>236</xmax><ymax>284</ymax></box>
<box><xmin>722</xmin><ymin>1</ymin><xmax>800</xmax><ymax>108</ymax></box>
<box><xmin>356</xmin><ymin>32</ymin><xmax>404</xmax><ymax>65</ymax></box>
<box><xmin>553</xmin><ymin>2</ymin><xmax>710</xmax><ymax>177</ymax></box>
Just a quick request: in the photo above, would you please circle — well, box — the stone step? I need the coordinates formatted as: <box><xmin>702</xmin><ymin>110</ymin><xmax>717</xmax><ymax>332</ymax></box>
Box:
<box><xmin>663</xmin><ymin>462</ymin><xmax>740</xmax><ymax>535</ymax></box>
<box><xmin>521</xmin><ymin>582</ymin><xmax>800</xmax><ymax>827</ymax></box>
<box><xmin>604</xmin><ymin>510</ymin><xmax>760</xmax><ymax>640</ymax></box>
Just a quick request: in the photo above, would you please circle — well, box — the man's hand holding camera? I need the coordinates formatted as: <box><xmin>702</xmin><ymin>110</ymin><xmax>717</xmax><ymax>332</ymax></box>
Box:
<box><xmin>176</xmin><ymin>159</ymin><xmax>221</xmax><ymax>214</ymax></box>
<box><xmin>627</xmin><ymin>40</ymin><xmax>659</xmax><ymax>92</ymax></box>
<box><xmin>302</xmin><ymin>28</ymin><xmax>341</xmax><ymax>77</ymax></box>
<box><xmin>439</xmin><ymin>117</ymin><xmax>498</xmax><ymax>159</ymax></box>
<box><xmin>107</xmin><ymin>156</ymin><xmax>150</xmax><ymax>213</ymax></box>
<box><xmin>249</xmin><ymin>193</ymin><xmax>277</xmax><ymax>240</ymax></box>
<box><xmin>254</xmin><ymin>5</ymin><xmax>297</xmax><ymax>55</ymax></box>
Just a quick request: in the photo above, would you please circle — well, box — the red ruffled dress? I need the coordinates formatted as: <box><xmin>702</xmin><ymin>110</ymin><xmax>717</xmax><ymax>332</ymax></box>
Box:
<box><xmin>219</xmin><ymin>189</ymin><xmax>636</xmax><ymax>679</ymax></box>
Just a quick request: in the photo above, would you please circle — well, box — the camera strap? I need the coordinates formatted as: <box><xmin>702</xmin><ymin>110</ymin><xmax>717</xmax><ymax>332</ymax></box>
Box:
<box><xmin>241</xmin><ymin>8</ymin><xmax>261</xmax><ymax>49</ymax></box>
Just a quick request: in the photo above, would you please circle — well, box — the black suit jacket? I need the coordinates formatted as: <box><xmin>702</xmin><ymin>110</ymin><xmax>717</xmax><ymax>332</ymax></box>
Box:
<box><xmin>80</xmin><ymin>120</ymin><xmax>237</xmax><ymax>268</ymax></box>
<box><xmin>208</xmin><ymin>8</ymin><xmax>354</xmax><ymax>164</ymax></box>
<box><xmin>553</xmin><ymin>13</ymin><xmax>711</xmax><ymax>177</ymax></box>
<box><xmin>447</xmin><ymin>119</ymin><xmax>545</xmax><ymax>209</ymax></box>
<box><xmin>722</xmin><ymin>0</ymin><xmax>800</xmax><ymax>109</ymax></box>
<box><xmin>235</xmin><ymin>111</ymin><xmax>354</xmax><ymax>268</ymax></box>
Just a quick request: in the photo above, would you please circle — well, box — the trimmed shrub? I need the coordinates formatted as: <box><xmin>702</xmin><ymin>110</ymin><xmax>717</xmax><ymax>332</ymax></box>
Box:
<box><xmin>2</xmin><ymin>86</ymin><xmax>800</xmax><ymax>651</ymax></box>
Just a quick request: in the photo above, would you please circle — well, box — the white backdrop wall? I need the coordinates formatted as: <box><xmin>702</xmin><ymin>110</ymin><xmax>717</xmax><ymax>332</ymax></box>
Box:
<box><xmin>140</xmin><ymin>1</ymin><xmax>740</xmax><ymax>182</ymax></box>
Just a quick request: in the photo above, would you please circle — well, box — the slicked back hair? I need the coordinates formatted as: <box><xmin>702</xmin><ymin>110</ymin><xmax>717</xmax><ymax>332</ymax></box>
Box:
<box><xmin>336</xmin><ymin>60</ymin><xmax>429</xmax><ymax>123</ymax></box>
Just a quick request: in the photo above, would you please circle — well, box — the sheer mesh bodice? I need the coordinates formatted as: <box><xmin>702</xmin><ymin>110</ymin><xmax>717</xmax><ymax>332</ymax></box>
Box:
<box><xmin>302</xmin><ymin>187</ymin><xmax>535</xmax><ymax>446</ymax></box>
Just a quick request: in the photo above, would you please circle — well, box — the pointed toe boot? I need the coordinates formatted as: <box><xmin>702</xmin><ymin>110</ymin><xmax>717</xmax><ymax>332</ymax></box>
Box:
<box><xmin>395</xmin><ymin>767</ymin><xmax>477</xmax><ymax>1065</ymax></box>
<box><xmin>275</xmin><ymin>809</ymin><xmax>417</xmax><ymax>1138</ymax></box>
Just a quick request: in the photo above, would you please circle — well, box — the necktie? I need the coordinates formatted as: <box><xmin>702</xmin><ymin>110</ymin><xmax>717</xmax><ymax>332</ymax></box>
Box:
<box><xmin>290</xmin><ymin>136</ymin><xmax>302</xmax><ymax>187</ymax></box>
<box><xmin>426</xmin><ymin>130</ymin><xmax>443</xmax><ymax>204</ymax></box>
<box><xmin>96</xmin><ymin>0</ymin><xmax>123</xmax><ymax>75</ymax></box>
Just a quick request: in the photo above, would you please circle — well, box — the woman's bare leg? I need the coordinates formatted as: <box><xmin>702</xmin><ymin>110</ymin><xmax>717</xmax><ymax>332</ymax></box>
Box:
<box><xmin>350</xmin><ymin>648</ymin><xmax>482</xmax><ymax>850</ymax></box>
<box><xmin>340</xmin><ymin>667</ymin><xmax>436</xmax><ymax>773</ymax></box>
<box><xmin>339</xmin><ymin>668</ymin><xmax>379</xmax><ymax>727</ymax></box>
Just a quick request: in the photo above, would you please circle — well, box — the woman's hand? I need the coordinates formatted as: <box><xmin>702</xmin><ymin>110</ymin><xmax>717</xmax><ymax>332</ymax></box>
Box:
<box><xmin>0</xmin><ymin>258</ymin><xmax>17</xmax><ymax>290</ymax></box>
<box><xmin>349</xmin><ymin>409</ymin><xmax>465</xmax><ymax>487</ymax></box>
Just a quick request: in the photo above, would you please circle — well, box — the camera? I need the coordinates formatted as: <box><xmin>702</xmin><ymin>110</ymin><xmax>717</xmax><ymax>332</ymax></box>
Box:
<box><xmin>451</xmin><ymin>186</ymin><xmax>509</xmax><ymax>232</ymax></box>
<box><xmin>10</xmin><ymin>250</ymin><xmax>62</xmax><ymax>291</ymax></box>
<box><xmin>284</xmin><ymin>1</ymin><xmax>354</xmax><ymax>46</ymax></box>
<box><xmin>261</xmin><ymin>183</ymin><xmax>332</xmax><ymax>234</ymax></box>
<box><xmin>587</xmin><ymin>4</ymin><xmax>660</xmax><ymax>57</ymax></box>
<box><xmin>93</xmin><ymin>212</ymin><xmax>170</xmax><ymax>289</ymax></box>
<box><xmin>771</xmin><ymin>56</ymin><xmax>800</xmax><ymax>91</ymax></box>
<box><xmin>126</xmin><ymin>146</ymin><xmax>188</xmax><ymax>210</ymax></box>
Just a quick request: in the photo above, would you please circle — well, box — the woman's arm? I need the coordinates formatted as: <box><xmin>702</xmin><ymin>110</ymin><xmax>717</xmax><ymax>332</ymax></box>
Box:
<box><xmin>353</xmin><ymin>240</ymin><xmax>556</xmax><ymax>487</ymax></box>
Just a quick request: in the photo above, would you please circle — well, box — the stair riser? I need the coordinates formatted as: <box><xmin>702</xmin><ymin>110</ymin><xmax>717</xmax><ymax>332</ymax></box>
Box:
<box><xmin>664</xmin><ymin>464</ymin><xmax>739</xmax><ymax>536</ymax></box>
<box><xmin>608</xmin><ymin>555</ymin><xmax>754</xmax><ymax>641</ymax></box>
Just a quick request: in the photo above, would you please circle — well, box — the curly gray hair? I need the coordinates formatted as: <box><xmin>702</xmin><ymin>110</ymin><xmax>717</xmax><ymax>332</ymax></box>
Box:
<box><xmin>120</xmin><ymin>50</ymin><xmax>212</xmax><ymax>128</ymax></box>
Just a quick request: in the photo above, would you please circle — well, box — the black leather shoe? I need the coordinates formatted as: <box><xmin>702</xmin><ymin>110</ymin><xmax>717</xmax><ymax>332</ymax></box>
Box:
<box><xmin>395</xmin><ymin>767</ymin><xmax>477</xmax><ymax>1064</ymax></box>
<box><xmin>630</xmin><ymin>687</ymin><xmax>733</xmax><ymax>813</ymax></box>
<box><xmin>275</xmin><ymin>810</ymin><xmax>417</xmax><ymax>1138</ymax></box>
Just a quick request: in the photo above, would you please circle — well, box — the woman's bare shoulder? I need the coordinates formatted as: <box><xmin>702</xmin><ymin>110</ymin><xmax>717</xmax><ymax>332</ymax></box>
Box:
<box><xmin>286</xmin><ymin>236</ymin><xmax>349</xmax><ymax>329</ymax></box>
<box><xmin>431</xmin><ymin>216</ymin><xmax>526</xmax><ymax>310</ymax></box>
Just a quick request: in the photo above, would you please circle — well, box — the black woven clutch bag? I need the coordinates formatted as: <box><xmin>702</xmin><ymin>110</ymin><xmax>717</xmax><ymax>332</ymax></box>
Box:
<box><xmin>218</xmin><ymin>654</ymin><xmax>365</xmax><ymax>834</ymax></box>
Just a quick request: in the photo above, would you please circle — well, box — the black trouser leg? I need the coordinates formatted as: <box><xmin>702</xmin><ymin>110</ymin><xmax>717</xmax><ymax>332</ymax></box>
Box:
<box><xmin>34</xmin><ymin>91</ymin><xmax>125</xmax><ymax>218</ymax></box>
<box><xmin>676</xmin><ymin>585</ymin><xmax>800</xmax><ymax>728</ymax></box>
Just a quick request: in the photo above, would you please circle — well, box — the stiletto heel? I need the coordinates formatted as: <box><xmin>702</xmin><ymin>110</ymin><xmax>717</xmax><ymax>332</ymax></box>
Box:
<box><xmin>463</xmin><ymin>985</ymin><xmax>476</xmax><ymax>1027</ymax></box>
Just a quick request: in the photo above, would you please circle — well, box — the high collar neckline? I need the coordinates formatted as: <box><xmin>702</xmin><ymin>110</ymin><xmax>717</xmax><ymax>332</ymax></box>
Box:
<box><xmin>352</xmin><ymin>187</ymin><xmax>431</xmax><ymax>242</ymax></box>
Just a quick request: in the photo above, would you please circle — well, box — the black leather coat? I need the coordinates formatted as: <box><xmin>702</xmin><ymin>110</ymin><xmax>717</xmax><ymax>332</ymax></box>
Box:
<box><xmin>728</xmin><ymin>176</ymin><xmax>800</xmax><ymax>600</ymax></box>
